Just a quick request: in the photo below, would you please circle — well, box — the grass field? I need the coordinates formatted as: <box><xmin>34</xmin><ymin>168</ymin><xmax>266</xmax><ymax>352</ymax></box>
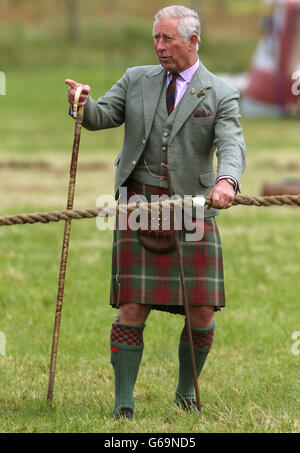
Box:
<box><xmin>0</xmin><ymin>70</ymin><xmax>299</xmax><ymax>433</ymax></box>
<box><xmin>0</xmin><ymin>0</ymin><xmax>299</xmax><ymax>434</ymax></box>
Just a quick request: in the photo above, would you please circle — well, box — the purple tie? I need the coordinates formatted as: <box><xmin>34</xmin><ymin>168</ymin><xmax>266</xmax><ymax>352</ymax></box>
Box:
<box><xmin>166</xmin><ymin>73</ymin><xmax>178</xmax><ymax>115</ymax></box>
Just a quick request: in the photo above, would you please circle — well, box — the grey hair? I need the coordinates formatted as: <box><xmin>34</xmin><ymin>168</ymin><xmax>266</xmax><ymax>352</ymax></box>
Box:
<box><xmin>153</xmin><ymin>5</ymin><xmax>201</xmax><ymax>50</ymax></box>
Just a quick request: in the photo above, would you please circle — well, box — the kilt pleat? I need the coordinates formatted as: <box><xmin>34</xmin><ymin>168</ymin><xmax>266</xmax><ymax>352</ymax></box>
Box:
<box><xmin>109</xmin><ymin>180</ymin><xmax>225</xmax><ymax>315</ymax></box>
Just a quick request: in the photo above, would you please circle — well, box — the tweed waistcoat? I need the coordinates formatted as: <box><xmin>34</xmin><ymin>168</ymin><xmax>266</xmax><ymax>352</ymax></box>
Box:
<box><xmin>131</xmin><ymin>85</ymin><xmax>176</xmax><ymax>189</ymax></box>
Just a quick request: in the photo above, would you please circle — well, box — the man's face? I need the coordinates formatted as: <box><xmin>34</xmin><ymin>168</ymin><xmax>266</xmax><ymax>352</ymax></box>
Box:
<box><xmin>153</xmin><ymin>16</ymin><xmax>197</xmax><ymax>73</ymax></box>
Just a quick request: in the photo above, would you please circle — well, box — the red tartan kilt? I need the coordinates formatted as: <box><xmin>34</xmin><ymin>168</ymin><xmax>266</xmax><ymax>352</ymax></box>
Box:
<box><xmin>110</xmin><ymin>180</ymin><xmax>225</xmax><ymax>315</ymax></box>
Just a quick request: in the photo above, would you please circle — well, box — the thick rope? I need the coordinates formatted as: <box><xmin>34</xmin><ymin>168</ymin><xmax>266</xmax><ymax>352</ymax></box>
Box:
<box><xmin>232</xmin><ymin>194</ymin><xmax>300</xmax><ymax>207</ymax></box>
<box><xmin>1</xmin><ymin>194</ymin><xmax>300</xmax><ymax>227</ymax></box>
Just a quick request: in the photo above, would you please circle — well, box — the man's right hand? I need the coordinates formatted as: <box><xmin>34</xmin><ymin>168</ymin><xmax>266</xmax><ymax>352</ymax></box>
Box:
<box><xmin>65</xmin><ymin>79</ymin><xmax>91</xmax><ymax>106</ymax></box>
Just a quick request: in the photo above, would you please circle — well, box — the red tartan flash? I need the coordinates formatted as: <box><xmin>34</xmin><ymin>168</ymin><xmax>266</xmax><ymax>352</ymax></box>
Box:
<box><xmin>111</xmin><ymin>346</ymin><xmax>119</xmax><ymax>352</ymax></box>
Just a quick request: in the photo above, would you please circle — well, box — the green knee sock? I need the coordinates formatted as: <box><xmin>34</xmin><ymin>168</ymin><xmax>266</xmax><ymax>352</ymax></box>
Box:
<box><xmin>175</xmin><ymin>320</ymin><xmax>216</xmax><ymax>404</ymax></box>
<box><xmin>110</xmin><ymin>321</ymin><xmax>145</xmax><ymax>413</ymax></box>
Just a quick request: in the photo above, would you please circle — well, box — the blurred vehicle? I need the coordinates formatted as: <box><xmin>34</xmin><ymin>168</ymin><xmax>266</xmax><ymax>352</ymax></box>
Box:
<box><xmin>241</xmin><ymin>0</ymin><xmax>300</xmax><ymax>116</ymax></box>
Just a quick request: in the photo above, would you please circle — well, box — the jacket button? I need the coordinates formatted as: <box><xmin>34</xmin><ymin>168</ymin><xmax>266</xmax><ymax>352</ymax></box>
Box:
<box><xmin>142</xmin><ymin>139</ymin><xmax>146</xmax><ymax>145</ymax></box>
<box><xmin>163</xmin><ymin>132</ymin><xmax>169</xmax><ymax>137</ymax></box>
<box><xmin>131</xmin><ymin>160</ymin><xmax>136</xmax><ymax>166</ymax></box>
<box><xmin>162</xmin><ymin>146</ymin><xmax>167</xmax><ymax>151</ymax></box>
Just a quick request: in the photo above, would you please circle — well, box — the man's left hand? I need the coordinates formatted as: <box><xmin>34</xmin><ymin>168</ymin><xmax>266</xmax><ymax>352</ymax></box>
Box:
<box><xmin>208</xmin><ymin>179</ymin><xmax>235</xmax><ymax>209</ymax></box>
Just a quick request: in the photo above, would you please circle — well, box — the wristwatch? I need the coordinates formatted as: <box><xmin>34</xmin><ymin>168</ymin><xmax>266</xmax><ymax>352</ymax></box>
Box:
<box><xmin>226</xmin><ymin>178</ymin><xmax>236</xmax><ymax>188</ymax></box>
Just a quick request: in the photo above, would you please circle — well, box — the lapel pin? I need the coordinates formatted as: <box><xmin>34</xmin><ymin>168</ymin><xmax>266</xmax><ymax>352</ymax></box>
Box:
<box><xmin>197</xmin><ymin>88</ymin><xmax>207</xmax><ymax>98</ymax></box>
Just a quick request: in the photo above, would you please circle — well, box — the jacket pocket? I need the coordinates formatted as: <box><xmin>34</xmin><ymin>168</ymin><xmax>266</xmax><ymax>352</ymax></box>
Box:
<box><xmin>199</xmin><ymin>170</ymin><xmax>215</xmax><ymax>187</ymax></box>
<box><xmin>191</xmin><ymin>116</ymin><xmax>214</xmax><ymax>126</ymax></box>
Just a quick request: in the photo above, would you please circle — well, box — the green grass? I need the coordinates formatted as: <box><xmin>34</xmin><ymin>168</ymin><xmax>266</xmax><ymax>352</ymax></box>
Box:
<box><xmin>0</xmin><ymin>69</ymin><xmax>299</xmax><ymax>433</ymax></box>
<box><xmin>0</xmin><ymin>0</ymin><xmax>263</xmax><ymax>73</ymax></box>
<box><xmin>1</xmin><ymin>210</ymin><xmax>299</xmax><ymax>432</ymax></box>
<box><xmin>0</xmin><ymin>208</ymin><xmax>299</xmax><ymax>432</ymax></box>
<box><xmin>0</xmin><ymin>1</ymin><xmax>299</xmax><ymax>432</ymax></box>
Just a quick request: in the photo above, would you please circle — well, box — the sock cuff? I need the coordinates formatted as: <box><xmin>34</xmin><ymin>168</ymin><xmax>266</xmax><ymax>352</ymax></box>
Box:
<box><xmin>180</xmin><ymin>320</ymin><xmax>215</xmax><ymax>352</ymax></box>
<box><xmin>191</xmin><ymin>319</ymin><xmax>216</xmax><ymax>334</ymax></box>
<box><xmin>110</xmin><ymin>322</ymin><xmax>145</xmax><ymax>351</ymax></box>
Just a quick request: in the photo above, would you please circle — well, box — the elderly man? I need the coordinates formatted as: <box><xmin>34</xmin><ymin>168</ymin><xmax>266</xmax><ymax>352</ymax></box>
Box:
<box><xmin>66</xmin><ymin>5</ymin><xmax>246</xmax><ymax>419</ymax></box>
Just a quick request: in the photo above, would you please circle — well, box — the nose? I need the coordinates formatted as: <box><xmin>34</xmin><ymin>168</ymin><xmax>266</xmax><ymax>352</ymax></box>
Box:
<box><xmin>155</xmin><ymin>38</ymin><xmax>166</xmax><ymax>52</ymax></box>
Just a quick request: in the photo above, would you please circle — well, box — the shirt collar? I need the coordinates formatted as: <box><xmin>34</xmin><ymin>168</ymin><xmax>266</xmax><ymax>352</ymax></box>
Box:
<box><xmin>167</xmin><ymin>58</ymin><xmax>199</xmax><ymax>82</ymax></box>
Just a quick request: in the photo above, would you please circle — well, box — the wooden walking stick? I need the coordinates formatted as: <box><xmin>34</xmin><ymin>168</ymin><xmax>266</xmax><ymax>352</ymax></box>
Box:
<box><xmin>47</xmin><ymin>86</ymin><xmax>84</xmax><ymax>405</ymax></box>
<box><xmin>163</xmin><ymin>164</ymin><xmax>202</xmax><ymax>412</ymax></box>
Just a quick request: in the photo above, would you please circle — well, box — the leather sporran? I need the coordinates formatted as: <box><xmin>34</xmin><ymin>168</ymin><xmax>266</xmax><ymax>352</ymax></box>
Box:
<box><xmin>138</xmin><ymin>204</ymin><xmax>179</xmax><ymax>253</ymax></box>
<box><xmin>125</xmin><ymin>177</ymin><xmax>179</xmax><ymax>253</ymax></box>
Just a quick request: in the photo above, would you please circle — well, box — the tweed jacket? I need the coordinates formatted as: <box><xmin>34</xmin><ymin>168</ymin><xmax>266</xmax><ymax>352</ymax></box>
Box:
<box><xmin>82</xmin><ymin>60</ymin><xmax>246</xmax><ymax>217</ymax></box>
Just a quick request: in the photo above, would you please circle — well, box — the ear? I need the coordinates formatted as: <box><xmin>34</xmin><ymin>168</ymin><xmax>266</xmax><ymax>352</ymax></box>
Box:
<box><xmin>189</xmin><ymin>33</ymin><xmax>199</xmax><ymax>50</ymax></box>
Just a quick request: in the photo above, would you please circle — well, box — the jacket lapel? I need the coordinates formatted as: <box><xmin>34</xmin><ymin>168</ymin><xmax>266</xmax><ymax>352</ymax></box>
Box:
<box><xmin>169</xmin><ymin>63</ymin><xmax>212</xmax><ymax>144</ymax></box>
<box><xmin>142</xmin><ymin>66</ymin><xmax>166</xmax><ymax>140</ymax></box>
<box><xmin>141</xmin><ymin>62</ymin><xmax>213</xmax><ymax>143</ymax></box>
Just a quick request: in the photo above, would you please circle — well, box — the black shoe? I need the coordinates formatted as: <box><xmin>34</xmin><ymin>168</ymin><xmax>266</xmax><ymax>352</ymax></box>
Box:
<box><xmin>175</xmin><ymin>398</ymin><xmax>202</xmax><ymax>412</ymax></box>
<box><xmin>113</xmin><ymin>407</ymin><xmax>134</xmax><ymax>420</ymax></box>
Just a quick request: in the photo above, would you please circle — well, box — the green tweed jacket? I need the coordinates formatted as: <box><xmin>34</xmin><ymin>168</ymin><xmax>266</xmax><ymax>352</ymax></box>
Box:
<box><xmin>82</xmin><ymin>60</ymin><xmax>246</xmax><ymax>217</ymax></box>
